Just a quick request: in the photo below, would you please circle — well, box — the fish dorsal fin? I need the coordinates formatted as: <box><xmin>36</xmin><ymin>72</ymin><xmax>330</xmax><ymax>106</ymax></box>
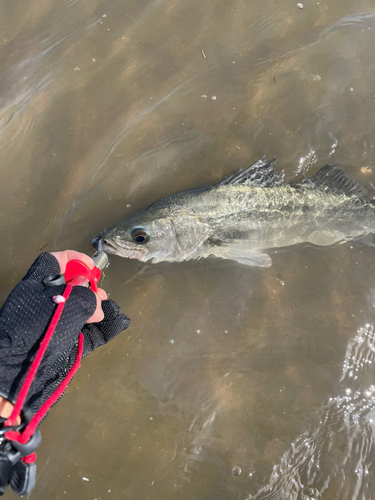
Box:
<box><xmin>305</xmin><ymin>163</ymin><xmax>368</xmax><ymax>199</ymax></box>
<box><xmin>219</xmin><ymin>157</ymin><xmax>284</xmax><ymax>187</ymax></box>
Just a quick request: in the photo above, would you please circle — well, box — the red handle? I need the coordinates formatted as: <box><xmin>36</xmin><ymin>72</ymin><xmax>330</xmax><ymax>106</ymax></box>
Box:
<box><xmin>64</xmin><ymin>260</ymin><xmax>101</xmax><ymax>293</ymax></box>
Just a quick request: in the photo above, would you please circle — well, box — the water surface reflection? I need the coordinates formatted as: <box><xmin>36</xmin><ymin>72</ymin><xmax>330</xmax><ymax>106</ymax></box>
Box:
<box><xmin>251</xmin><ymin>323</ymin><xmax>375</xmax><ymax>500</ymax></box>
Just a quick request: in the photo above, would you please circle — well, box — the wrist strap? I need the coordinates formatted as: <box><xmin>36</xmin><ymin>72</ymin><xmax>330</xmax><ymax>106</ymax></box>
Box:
<box><xmin>4</xmin><ymin>282</ymin><xmax>84</xmax><ymax>455</ymax></box>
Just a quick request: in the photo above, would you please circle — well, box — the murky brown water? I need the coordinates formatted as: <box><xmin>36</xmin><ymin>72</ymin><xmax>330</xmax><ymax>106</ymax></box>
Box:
<box><xmin>2</xmin><ymin>0</ymin><xmax>375</xmax><ymax>498</ymax></box>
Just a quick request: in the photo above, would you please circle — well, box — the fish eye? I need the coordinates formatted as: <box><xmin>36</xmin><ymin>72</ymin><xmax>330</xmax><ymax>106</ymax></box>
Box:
<box><xmin>131</xmin><ymin>227</ymin><xmax>150</xmax><ymax>244</ymax></box>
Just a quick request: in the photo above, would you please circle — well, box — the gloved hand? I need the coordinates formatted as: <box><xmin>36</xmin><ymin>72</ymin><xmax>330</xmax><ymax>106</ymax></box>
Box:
<box><xmin>0</xmin><ymin>251</ymin><xmax>130</xmax><ymax>415</ymax></box>
<box><xmin>0</xmin><ymin>251</ymin><xmax>130</xmax><ymax>496</ymax></box>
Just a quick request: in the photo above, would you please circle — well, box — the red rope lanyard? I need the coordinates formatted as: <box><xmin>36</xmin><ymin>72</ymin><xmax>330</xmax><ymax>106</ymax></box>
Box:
<box><xmin>4</xmin><ymin>283</ymin><xmax>84</xmax><ymax>461</ymax></box>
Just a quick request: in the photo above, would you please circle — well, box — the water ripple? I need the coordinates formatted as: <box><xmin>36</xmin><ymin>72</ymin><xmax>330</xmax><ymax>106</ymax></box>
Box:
<box><xmin>249</xmin><ymin>324</ymin><xmax>375</xmax><ymax>500</ymax></box>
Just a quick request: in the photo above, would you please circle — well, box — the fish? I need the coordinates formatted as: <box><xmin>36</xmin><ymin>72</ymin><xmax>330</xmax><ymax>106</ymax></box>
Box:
<box><xmin>93</xmin><ymin>157</ymin><xmax>375</xmax><ymax>267</ymax></box>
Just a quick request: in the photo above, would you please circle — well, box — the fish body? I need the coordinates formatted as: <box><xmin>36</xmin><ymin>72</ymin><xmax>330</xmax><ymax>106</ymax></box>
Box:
<box><xmin>95</xmin><ymin>158</ymin><xmax>375</xmax><ymax>267</ymax></box>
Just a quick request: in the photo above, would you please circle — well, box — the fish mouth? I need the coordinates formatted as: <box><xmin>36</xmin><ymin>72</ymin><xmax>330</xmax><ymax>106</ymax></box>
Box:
<box><xmin>92</xmin><ymin>236</ymin><xmax>147</xmax><ymax>260</ymax></box>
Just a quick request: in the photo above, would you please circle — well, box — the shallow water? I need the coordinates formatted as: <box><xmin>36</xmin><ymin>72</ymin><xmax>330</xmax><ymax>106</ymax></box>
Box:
<box><xmin>2</xmin><ymin>0</ymin><xmax>375</xmax><ymax>498</ymax></box>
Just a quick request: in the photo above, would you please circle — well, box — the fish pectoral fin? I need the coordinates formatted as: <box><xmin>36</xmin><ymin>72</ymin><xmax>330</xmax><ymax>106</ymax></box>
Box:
<box><xmin>226</xmin><ymin>249</ymin><xmax>272</xmax><ymax>267</ymax></box>
<box><xmin>207</xmin><ymin>240</ymin><xmax>272</xmax><ymax>267</ymax></box>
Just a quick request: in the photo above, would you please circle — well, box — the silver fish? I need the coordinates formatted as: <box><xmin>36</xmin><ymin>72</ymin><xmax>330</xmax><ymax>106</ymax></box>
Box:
<box><xmin>93</xmin><ymin>158</ymin><xmax>375</xmax><ymax>267</ymax></box>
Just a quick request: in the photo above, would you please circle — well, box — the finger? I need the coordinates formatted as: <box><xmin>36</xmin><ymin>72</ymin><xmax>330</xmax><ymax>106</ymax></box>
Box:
<box><xmin>86</xmin><ymin>292</ymin><xmax>105</xmax><ymax>323</ymax></box>
<box><xmin>51</xmin><ymin>250</ymin><xmax>94</xmax><ymax>274</ymax></box>
<box><xmin>87</xmin><ymin>289</ymin><xmax>107</xmax><ymax>323</ymax></box>
<box><xmin>97</xmin><ymin>287</ymin><xmax>107</xmax><ymax>300</ymax></box>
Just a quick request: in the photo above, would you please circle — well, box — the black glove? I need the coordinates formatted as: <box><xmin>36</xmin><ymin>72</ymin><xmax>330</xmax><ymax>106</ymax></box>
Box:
<box><xmin>0</xmin><ymin>252</ymin><xmax>130</xmax><ymax>415</ymax></box>
<box><xmin>0</xmin><ymin>252</ymin><xmax>129</xmax><ymax>496</ymax></box>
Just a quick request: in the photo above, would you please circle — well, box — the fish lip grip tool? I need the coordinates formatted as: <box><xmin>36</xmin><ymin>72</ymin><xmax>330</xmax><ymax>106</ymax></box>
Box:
<box><xmin>65</xmin><ymin>240</ymin><xmax>109</xmax><ymax>292</ymax></box>
<box><xmin>42</xmin><ymin>244</ymin><xmax>109</xmax><ymax>291</ymax></box>
<box><xmin>64</xmin><ymin>254</ymin><xmax>107</xmax><ymax>292</ymax></box>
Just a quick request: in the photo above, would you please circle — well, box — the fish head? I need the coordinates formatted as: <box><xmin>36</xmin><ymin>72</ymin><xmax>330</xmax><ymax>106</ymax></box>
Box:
<box><xmin>96</xmin><ymin>204</ymin><xmax>211</xmax><ymax>263</ymax></box>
